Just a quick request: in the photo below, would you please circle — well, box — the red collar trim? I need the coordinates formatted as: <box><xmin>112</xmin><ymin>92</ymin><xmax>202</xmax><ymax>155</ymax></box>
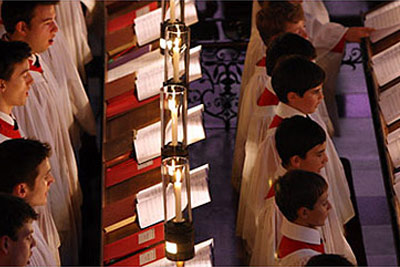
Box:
<box><xmin>0</xmin><ymin>118</ymin><xmax>21</xmax><ymax>139</ymax></box>
<box><xmin>256</xmin><ymin>57</ymin><xmax>266</xmax><ymax>67</ymax></box>
<box><xmin>257</xmin><ymin>88</ymin><xmax>279</xmax><ymax>106</ymax></box>
<box><xmin>268</xmin><ymin>115</ymin><xmax>283</xmax><ymax>129</ymax></box>
<box><xmin>278</xmin><ymin>235</ymin><xmax>324</xmax><ymax>259</ymax></box>
<box><xmin>28</xmin><ymin>58</ymin><xmax>43</xmax><ymax>73</ymax></box>
<box><xmin>265</xmin><ymin>180</ymin><xmax>277</xmax><ymax>199</ymax></box>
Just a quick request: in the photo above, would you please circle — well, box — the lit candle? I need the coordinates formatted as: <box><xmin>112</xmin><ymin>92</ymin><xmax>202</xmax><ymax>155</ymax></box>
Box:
<box><xmin>172</xmin><ymin>33</ymin><xmax>180</xmax><ymax>82</ymax></box>
<box><xmin>170</xmin><ymin>0</ymin><xmax>175</xmax><ymax>23</ymax></box>
<box><xmin>168</xmin><ymin>93</ymin><xmax>178</xmax><ymax>146</ymax></box>
<box><xmin>174</xmin><ymin>168</ymin><xmax>182</xmax><ymax>222</ymax></box>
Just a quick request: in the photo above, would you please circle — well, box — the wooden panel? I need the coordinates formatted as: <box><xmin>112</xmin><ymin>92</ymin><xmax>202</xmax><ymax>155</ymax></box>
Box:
<box><xmin>106</xmin><ymin>167</ymin><xmax>161</xmax><ymax>205</ymax></box>
<box><xmin>105</xmin><ymin>73</ymin><xmax>136</xmax><ymax>100</ymax></box>
<box><xmin>106</xmin><ymin>26</ymin><xmax>136</xmax><ymax>54</ymax></box>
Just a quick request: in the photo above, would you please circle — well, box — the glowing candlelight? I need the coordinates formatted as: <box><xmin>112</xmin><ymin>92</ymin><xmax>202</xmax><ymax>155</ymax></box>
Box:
<box><xmin>174</xmin><ymin>168</ymin><xmax>182</xmax><ymax>222</ymax></box>
<box><xmin>168</xmin><ymin>92</ymin><xmax>178</xmax><ymax>146</ymax></box>
<box><xmin>172</xmin><ymin>29</ymin><xmax>181</xmax><ymax>82</ymax></box>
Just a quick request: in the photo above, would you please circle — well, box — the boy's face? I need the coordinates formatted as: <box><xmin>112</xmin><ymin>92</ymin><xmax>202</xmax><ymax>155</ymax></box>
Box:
<box><xmin>25</xmin><ymin>158</ymin><xmax>54</xmax><ymax>207</ymax></box>
<box><xmin>2</xmin><ymin>59</ymin><xmax>33</xmax><ymax>108</ymax></box>
<box><xmin>24</xmin><ymin>5</ymin><xmax>58</xmax><ymax>53</ymax></box>
<box><xmin>305</xmin><ymin>190</ymin><xmax>331</xmax><ymax>227</ymax></box>
<box><xmin>7</xmin><ymin>220</ymin><xmax>35</xmax><ymax>266</ymax></box>
<box><xmin>297</xmin><ymin>142</ymin><xmax>328</xmax><ymax>173</ymax></box>
<box><xmin>290</xmin><ymin>83</ymin><xmax>324</xmax><ymax>114</ymax></box>
<box><xmin>285</xmin><ymin>20</ymin><xmax>307</xmax><ymax>40</ymax></box>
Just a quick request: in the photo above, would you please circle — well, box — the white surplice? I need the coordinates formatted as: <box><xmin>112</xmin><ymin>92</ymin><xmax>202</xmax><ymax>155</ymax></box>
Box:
<box><xmin>55</xmin><ymin>0</ymin><xmax>93</xmax><ymax>80</ymax></box>
<box><xmin>41</xmin><ymin>31</ymin><xmax>96</xmax><ymax>151</ymax></box>
<box><xmin>235</xmin><ymin>70</ymin><xmax>276</xmax><ymax>238</ymax></box>
<box><xmin>28</xmin><ymin>221</ymin><xmax>58</xmax><ymax>267</ymax></box>
<box><xmin>13</xmin><ymin>55</ymin><xmax>81</xmax><ymax>265</ymax></box>
<box><xmin>244</xmin><ymin>102</ymin><xmax>354</xmax><ymax>253</ymax></box>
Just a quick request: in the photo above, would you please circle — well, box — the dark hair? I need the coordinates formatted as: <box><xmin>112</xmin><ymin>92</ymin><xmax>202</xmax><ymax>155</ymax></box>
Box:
<box><xmin>0</xmin><ymin>193</ymin><xmax>37</xmax><ymax>241</ymax></box>
<box><xmin>1</xmin><ymin>1</ymin><xmax>59</xmax><ymax>34</ymax></box>
<box><xmin>306</xmin><ymin>254</ymin><xmax>354</xmax><ymax>266</ymax></box>
<box><xmin>0</xmin><ymin>139</ymin><xmax>51</xmax><ymax>193</ymax></box>
<box><xmin>271</xmin><ymin>55</ymin><xmax>325</xmax><ymax>103</ymax></box>
<box><xmin>256</xmin><ymin>2</ymin><xmax>304</xmax><ymax>46</ymax></box>
<box><xmin>266</xmin><ymin>33</ymin><xmax>316</xmax><ymax>76</ymax></box>
<box><xmin>0</xmin><ymin>40</ymin><xmax>31</xmax><ymax>81</ymax></box>
<box><xmin>275</xmin><ymin>116</ymin><xmax>326</xmax><ymax>168</ymax></box>
<box><xmin>275</xmin><ymin>170</ymin><xmax>328</xmax><ymax>222</ymax></box>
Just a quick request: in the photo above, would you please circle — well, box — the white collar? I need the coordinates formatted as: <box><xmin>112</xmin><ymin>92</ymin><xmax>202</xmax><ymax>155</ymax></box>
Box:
<box><xmin>276</xmin><ymin>102</ymin><xmax>307</xmax><ymax>119</ymax></box>
<box><xmin>0</xmin><ymin>111</ymin><xmax>15</xmax><ymax>126</ymax></box>
<box><xmin>266</xmin><ymin>75</ymin><xmax>275</xmax><ymax>94</ymax></box>
<box><xmin>281</xmin><ymin>217</ymin><xmax>322</xmax><ymax>245</ymax></box>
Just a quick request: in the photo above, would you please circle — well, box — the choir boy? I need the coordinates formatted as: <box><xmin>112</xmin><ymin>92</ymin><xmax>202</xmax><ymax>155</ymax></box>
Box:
<box><xmin>0</xmin><ymin>194</ymin><xmax>37</xmax><ymax>267</ymax></box>
<box><xmin>232</xmin><ymin>1</ymin><xmax>306</xmax><ymax>191</ymax></box>
<box><xmin>0</xmin><ymin>139</ymin><xmax>59</xmax><ymax>266</ymax></box>
<box><xmin>1</xmin><ymin>1</ymin><xmax>81</xmax><ymax>264</ymax></box>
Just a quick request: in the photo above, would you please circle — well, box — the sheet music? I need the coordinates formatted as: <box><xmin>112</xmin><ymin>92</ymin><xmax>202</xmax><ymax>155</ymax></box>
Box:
<box><xmin>135</xmin><ymin>45</ymin><xmax>202</xmax><ymax>101</ymax></box>
<box><xmin>136</xmin><ymin>164</ymin><xmax>211</xmax><ymax>228</ymax></box>
<box><xmin>387</xmin><ymin>126</ymin><xmax>400</xmax><ymax>144</ymax></box>
<box><xmin>379</xmin><ymin>82</ymin><xmax>400</xmax><ymax>125</ymax></box>
<box><xmin>371</xmin><ymin>42</ymin><xmax>400</xmax><ymax>86</ymax></box>
<box><xmin>145</xmin><ymin>239</ymin><xmax>214</xmax><ymax>267</ymax></box>
<box><xmin>134</xmin><ymin>0</ymin><xmax>199</xmax><ymax>46</ymax></box>
<box><xmin>134</xmin><ymin>104</ymin><xmax>205</xmax><ymax>164</ymax></box>
<box><xmin>365</xmin><ymin>2</ymin><xmax>400</xmax><ymax>43</ymax></box>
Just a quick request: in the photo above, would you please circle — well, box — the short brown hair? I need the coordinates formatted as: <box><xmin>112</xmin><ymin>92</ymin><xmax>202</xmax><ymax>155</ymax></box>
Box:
<box><xmin>256</xmin><ymin>2</ymin><xmax>304</xmax><ymax>46</ymax></box>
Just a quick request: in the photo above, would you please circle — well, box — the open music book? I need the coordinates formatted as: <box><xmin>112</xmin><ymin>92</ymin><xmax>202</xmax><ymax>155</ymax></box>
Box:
<box><xmin>107</xmin><ymin>45</ymin><xmax>202</xmax><ymax>100</ymax></box>
<box><xmin>134</xmin><ymin>0</ymin><xmax>198</xmax><ymax>46</ymax></box>
<box><xmin>379</xmin><ymin>82</ymin><xmax>400</xmax><ymax>125</ymax></box>
<box><xmin>371</xmin><ymin>42</ymin><xmax>400</xmax><ymax>87</ymax></box>
<box><xmin>145</xmin><ymin>238</ymin><xmax>214</xmax><ymax>267</ymax></box>
<box><xmin>136</xmin><ymin>164</ymin><xmax>211</xmax><ymax>229</ymax></box>
<box><xmin>136</xmin><ymin>45</ymin><xmax>202</xmax><ymax>101</ymax></box>
<box><xmin>134</xmin><ymin>104</ymin><xmax>205</xmax><ymax>164</ymax></box>
<box><xmin>364</xmin><ymin>1</ymin><xmax>400</xmax><ymax>43</ymax></box>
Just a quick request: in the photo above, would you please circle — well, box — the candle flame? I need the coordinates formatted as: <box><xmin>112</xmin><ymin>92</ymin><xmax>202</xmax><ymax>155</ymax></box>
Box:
<box><xmin>175</xmin><ymin>169</ymin><xmax>182</xmax><ymax>183</ymax></box>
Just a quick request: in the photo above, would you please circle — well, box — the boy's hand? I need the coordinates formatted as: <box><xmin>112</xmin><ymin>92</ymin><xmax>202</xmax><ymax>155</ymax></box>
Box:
<box><xmin>344</xmin><ymin>27</ymin><xmax>375</xmax><ymax>43</ymax></box>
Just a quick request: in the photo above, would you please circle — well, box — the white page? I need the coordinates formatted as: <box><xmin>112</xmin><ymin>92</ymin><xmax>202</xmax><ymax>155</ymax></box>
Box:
<box><xmin>369</xmin><ymin>24</ymin><xmax>400</xmax><ymax>43</ymax></box>
<box><xmin>135</xmin><ymin>45</ymin><xmax>202</xmax><ymax>101</ymax></box>
<box><xmin>365</xmin><ymin>1</ymin><xmax>400</xmax><ymax>22</ymax></box>
<box><xmin>371</xmin><ymin>42</ymin><xmax>400</xmax><ymax>86</ymax></box>
<box><xmin>145</xmin><ymin>239</ymin><xmax>213</xmax><ymax>267</ymax></box>
<box><xmin>365</xmin><ymin>5</ymin><xmax>400</xmax><ymax>30</ymax></box>
<box><xmin>394</xmin><ymin>172</ymin><xmax>400</xmax><ymax>185</ymax></box>
<box><xmin>136</xmin><ymin>164</ymin><xmax>210</xmax><ymax>229</ymax></box>
<box><xmin>379</xmin><ymin>82</ymin><xmax>400</xmax><ymax>125</ymax></box>
<box><xmin>134</xmin><ymin>0</ymin><xmax>199</xmax><ymax>46</ymax></box>
<box><xmin>134</xmin><ymin>104</ymin><xmax>205</xmax><ymax>164</ymax></box>
<box><xmin>387</xmin><ymin>126</ymin><xmax>400</xmax><ymax>144</ymax></box>
<box><xmin>388</xmin><ymin>139</ymin><xmax>400</xmax><ymax>168</ymax></box>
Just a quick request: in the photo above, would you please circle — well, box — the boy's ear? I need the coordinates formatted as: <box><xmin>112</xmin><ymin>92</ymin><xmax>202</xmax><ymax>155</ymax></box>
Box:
<box><xmin>0</xmin><ymin>236</ymin><xmax>10</xmax><ymax>255</ymax></box>
<box><xmin>15</xmin><ymin>21</ymin><xmax>29</xmax><ymax>36</ymax></box>
<box><xmin>12</xmin><ymin>183</ymin><xmax>29</xmax><ymax>199</ymax></box>
<box><xmin>297</xmin><ymin>207</ymin><xmax>309</xmax><ymax>220</ymax></box>
<box><xmin>289</xmin><ymin>155</ymin><xmax>302</xmax><ymax>169</ymax></box>
<box><xmin>0</xmin><ymin>79</ymin><xmax>6</xmax><ymax>93</ymax></box>
<box><xmin>287</xmin><ymin>91</ymin><xmax>300</xmax><ymax>102</ymax></box>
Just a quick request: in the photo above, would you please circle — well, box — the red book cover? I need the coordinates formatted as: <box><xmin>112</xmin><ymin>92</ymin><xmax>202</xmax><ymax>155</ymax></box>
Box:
<box><xmin>105</xmin><ymin>157</ymin><xmax>162</xmax><ymax>188</ymax></box>
<box><xmin>108</xmin><ymin>241</ymin><xmax>165</xmax><ymax>266</ymax></box>
<box><xmin>106</xmin><ymin>90</ymin><xmax>159</xmax><ymax>118</ymax></box>
<box><xmin>107</xmin><ymin>2</ymin><xmax>158</xmax><ymax>33</ymax></box>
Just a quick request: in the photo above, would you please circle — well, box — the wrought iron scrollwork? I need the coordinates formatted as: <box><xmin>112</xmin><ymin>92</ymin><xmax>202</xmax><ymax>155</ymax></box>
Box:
<box><xmin>341</xmin><ymin>46</ymin><xmax>363</xmax><ymax>70</ymax></box>
<box><xmin>189</xmin><ymin>44</ymin><xmax>246</xmax><ymax>130</ymax></box>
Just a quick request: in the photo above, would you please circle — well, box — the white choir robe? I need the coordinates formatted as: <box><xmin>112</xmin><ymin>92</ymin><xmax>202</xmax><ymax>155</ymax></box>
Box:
<box><xmin>232</xmin><ymin>63</ymin><xmax>269</xmax><ymax>193</ymax></box>
<box><xmin>0</xmin><ymin>113</ymin><xmax>61</xmax><ymax>266</ymax></box>
<box><xmin>303</xmin><ymin>0</ymin><xmax>347</xmax><ymax>133</ymax></box>
<box><xmin>232</xmin><ymin>0</ymin><xmax>265</xmax><ymax>191</ymax></box>
<box><xmin>13</xmin><ymin>55</ymin><xmax>81</xmax><ymax>265</ymax></box>
<box><xmin>41</xmin><ymin>30</ymin><xmax>96</xmax><ymax>151</ymax></box>
<box><xmin>250</xmin><ymin>171</ymin><xmax>356</xmax><ymax>266</ymax></box>
<box><xmin>245</xmin><ymin>102</ymin><xmax>354</xmax><ymax>250</ymax></box>
<box><xmin>235</xmin><ymin>71</ymin><xmax>276</xmax><ymax>238</ymax></box>
<box><xmin>29</xmin><ymin>221</ymin><xmax>58</xmax><ymax>267</ymax></box>
<box><xmin>55</xmin><ymin>0</ymin><xmax>93</xmax><ymax>81</ymax></box>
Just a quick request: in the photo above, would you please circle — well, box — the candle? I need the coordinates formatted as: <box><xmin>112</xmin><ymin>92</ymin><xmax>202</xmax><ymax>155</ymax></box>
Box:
<box><xmin>174</xmin><ymin>168</ymin><xmax>182</xmax><ymax>222</ymax></box>
<box><xmin>172</xmin><ymin>36</ymin><xmax>180</xmax><ymax>82</ymax></box>
<box><xmin>170</xmin><ymin>0</ymin><xmax>175</xmax><ymax>23</ymax></box>
<box><xmin>168</xmin><ymin>93</ymin><xmax>178</xmax><ymax>146</ymax></box>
